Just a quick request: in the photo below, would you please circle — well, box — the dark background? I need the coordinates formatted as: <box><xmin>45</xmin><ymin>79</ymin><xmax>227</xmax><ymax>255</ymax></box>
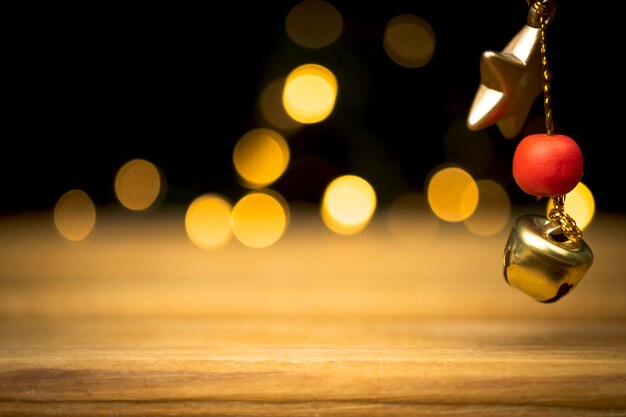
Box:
<box><xmin>3</xmin><ymin>1</ymin><xmax>621</xmax><ymax>215</ymax></box>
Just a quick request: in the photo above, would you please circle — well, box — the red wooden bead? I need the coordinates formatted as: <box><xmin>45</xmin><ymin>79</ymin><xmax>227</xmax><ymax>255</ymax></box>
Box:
<box><xmin>512</xmin><ymin>134</ymin><xmax>583</xmax><ymax>197</ymax></box>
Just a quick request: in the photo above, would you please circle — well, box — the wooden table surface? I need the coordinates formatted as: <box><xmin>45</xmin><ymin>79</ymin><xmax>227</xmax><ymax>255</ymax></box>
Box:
<box><xmin>1</xmin><ymin>210</ymin><xmax>625</xmax><ymax>416</ymax></box>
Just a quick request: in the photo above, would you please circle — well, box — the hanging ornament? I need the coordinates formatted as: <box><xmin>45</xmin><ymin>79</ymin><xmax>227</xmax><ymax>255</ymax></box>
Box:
<box><xmin>469</xmin><ymin>0</ymin><xmax>593</xmax><ymax>302</ymax></box>
<box><xmin>466</xmin><ymin>2</ymin><xmax>555</xmax><ymax>139</ymax></box>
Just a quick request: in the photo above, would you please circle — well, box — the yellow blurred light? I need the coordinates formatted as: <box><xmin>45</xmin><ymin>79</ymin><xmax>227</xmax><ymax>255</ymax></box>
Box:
<box><xmin>283</xmin><ymin>64</ymin><xmax>338</xmax><ymax>124</ymax></box>
<box><xmin>259</xmin><ymin>78</ymin><xmax>302</xmax><ymax>132</ymax></box>
<box><xmin>322</xmin><ymin>175</ymin><xmax>377</xmax><ymax>235</ymax></box>
<box><xmin>286</xmin><ymin>0</ymin><xmax>343</xmax><ymax>48</ymax></box>
<box><xmin>427</xmin><ymin>167</ymin><xmax>478</xmax><ymax>222</ymax></box>
<box><xmin>384</xmin><ymin>14</ymin><xmax>435</xmax><ymax>68</ymax></box>
<box><xmin>54</xmin><ymin>189</ymin><xmax>96</xmax><ymax>242</ymax></box>
<box><xmin>232</xmin><ymin>191</ymin><xmax>289</xmax><ymax>248</ymax></box>
<box><xmin>387</xmin><ymin>192</ymin><xmax>440</xmax><ymax>247</ymax></box>
<box><xmin>185</xmin><ymin>194</ymin><xmax>232</xmax><ymax>249</ymax></box>
<box><xmin>114</xmin><ymin>159</ymin><xmax>162</xmax><ymax>211</ymax></box>
<box><xmin>233</xmin><ymin>128</ymin><xmax>290</xmax><ymax>188</ymax></box>
<box><xmin>464</xmin><ymin>180</ymin><xmax>511</xmax><ymax>236</ymax></box>
<box><xmin>546</xmin><ymin>182</ymin><xmax>595</xmax><ymax>230</ymax></box>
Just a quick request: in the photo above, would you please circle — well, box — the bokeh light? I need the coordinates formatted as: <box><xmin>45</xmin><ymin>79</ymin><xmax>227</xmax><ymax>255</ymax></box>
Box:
<box><xmin>387</xmin><ymin>192</ymin><xmax>440</xmax><ymax>247</ymax></box>
<box><xmin>384</xmin><ymin>14</ymin><xmax>435</xmax><ymax>68</ymax></box>
<box><xmin>286</xmin><ymin>0</ymin><xmax>343</xmax><ymax>48</ymax></box>
<box><xmin>53</xmin><ymin>189</ymin><xmax>96</xmax><ymax>242</ymax></box>
<box><xmin>232</xmin><ymin>191</ymin><xmax>289</xmax><ymax>248</ymax></box>
<box><xmin>233</xmin><ymin>128</ymin><xmax>290</xmax><ymax>188</ymax></box>
<box><xmin>259</xmin><ymin>78</ymin><xmax>302</xmax><ymax>132</ymax></box>
<box><xmin>546</xmin><ymin>182</ymin><xmax>595</xmax><ymax>230</ymax></box>
<box><xmin>322</xmin><ymin>175</ymin><xmax>377</xmax><ymax>235</ymax></box>
<box><xmin>185</xmin><ymin>194</ymin><xmax>232</xmax><ymax>249</ymax></box>
<box><xmin>444</xmin><ymin>121</ymin><xmax>495</xmax><ymax>178</ymax></box>
<box><xmin>427</xmin><ymin>167</ymin><xmax>478</xmax><ymax>222</ymax></box>
<box><xmin>283</xmin><ymin>64</ymin><xmax>338</xmax><ymax>124</ymax></box>
<box><xmin>464</xmin><ymin>180</ymin><xmax>511</xmax><ymax>236</ymax></box>
<box><xmin>114</xmin><ymin>159</ymin><xmax>162</xmax><ymax>211</ymax></box>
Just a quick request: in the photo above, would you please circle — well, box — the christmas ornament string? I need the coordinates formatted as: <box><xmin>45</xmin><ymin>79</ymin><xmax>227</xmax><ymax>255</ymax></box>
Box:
<box><xmin>533</xmin><ymin>0</ymin><xmax>554</xmax><ymax>137</ymax></box>
<box><xmin>530</xmin><ymin>0</ymin><xmax>583</xmax><ymax>243</ymax></box>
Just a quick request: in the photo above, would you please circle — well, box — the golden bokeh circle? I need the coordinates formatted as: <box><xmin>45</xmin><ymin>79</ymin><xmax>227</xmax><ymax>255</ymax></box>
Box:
<box><xmin>54</xmin><ymin>189</ymin><xmax>96</xmax><ymax>242</ymax></box>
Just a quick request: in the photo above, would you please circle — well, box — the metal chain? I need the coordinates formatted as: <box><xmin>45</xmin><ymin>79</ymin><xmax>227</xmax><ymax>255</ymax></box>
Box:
<box><xmin>531</xmin><ymin>1</ymin><xmax>582</xmax><ymax>243</ymax></box>
<box><xmin>549</xmin><ymin>196</ymin><xmax>582</xmax><ymax>242</ymax></box>
<box><xmin>532</xmin><ymin>1</ymin><xmax>554</xmax><ymax>136</ymax></box>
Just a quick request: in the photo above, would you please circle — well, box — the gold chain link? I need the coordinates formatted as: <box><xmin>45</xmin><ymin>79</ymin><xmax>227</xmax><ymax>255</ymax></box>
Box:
<box><xmin>532</xmin><ymin>1</ymin><xmax>582</xmax><ymax>243</ymax></box>
<box><xmin>533</xmin><ymin>1</ymin><xmax>554</xmax><ymax>136</ymax></box>
<box><xmin>549</xmin><ymin>196</ymin><xmax>582</xmax><ymax>242</ymax></box>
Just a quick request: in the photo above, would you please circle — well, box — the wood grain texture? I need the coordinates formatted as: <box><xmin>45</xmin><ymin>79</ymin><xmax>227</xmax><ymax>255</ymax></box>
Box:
<box><xmin>1</xmin><ymin>211</ymin><xmax>625</xmax><ymax>416</ymax></box>
<box><xmin>1</xmin><ymin>317</ymin><xmax>625</xmax><ymax>416</ymax></box>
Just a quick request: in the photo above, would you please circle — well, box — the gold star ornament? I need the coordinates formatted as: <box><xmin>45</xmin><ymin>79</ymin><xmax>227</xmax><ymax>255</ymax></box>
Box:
<box><xmin>467</xmin><ymin>5</ymin><xmax>553</xmax><ymax>139</ymax></box>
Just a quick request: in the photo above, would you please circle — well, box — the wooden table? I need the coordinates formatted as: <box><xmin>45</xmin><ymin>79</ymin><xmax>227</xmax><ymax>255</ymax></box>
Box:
<box><xmin>1</xmin><ymin>210</ymin><xmax>625</xmax><ymax>416</ymax></box>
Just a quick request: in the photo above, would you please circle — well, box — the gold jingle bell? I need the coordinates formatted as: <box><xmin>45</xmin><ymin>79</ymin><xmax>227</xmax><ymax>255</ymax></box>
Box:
<box><xmin>503</xmin><ymin>214</ymin><xmax>593</xmax><ymax>303</ymax></box>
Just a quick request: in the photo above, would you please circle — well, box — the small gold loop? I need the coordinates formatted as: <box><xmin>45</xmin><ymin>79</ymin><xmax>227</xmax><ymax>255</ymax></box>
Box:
<box><xmin>549</xmin><ymin>195</ymin><xmax>582</xmax><ymax>243</ymax></box>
